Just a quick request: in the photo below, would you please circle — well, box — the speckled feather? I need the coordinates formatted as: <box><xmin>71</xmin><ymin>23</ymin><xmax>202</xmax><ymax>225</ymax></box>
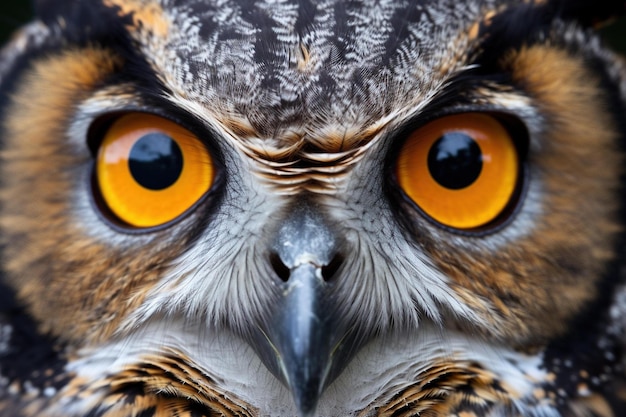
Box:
<box><xmin>0</xmin><ymin>0</ymin><xmax>626</xmax><ymax>416</ymax></box>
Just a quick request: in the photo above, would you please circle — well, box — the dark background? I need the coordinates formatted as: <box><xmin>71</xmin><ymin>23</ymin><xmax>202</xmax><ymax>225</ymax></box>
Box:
<box><xmin>0</xmin><ymin>3</ymin><xmax>33</xmax><ymax>44</ymax></box>
<box><xmin>0</xmin><ymin>4</ymin><xmax>625</xmax><ymax>57</ymax></box>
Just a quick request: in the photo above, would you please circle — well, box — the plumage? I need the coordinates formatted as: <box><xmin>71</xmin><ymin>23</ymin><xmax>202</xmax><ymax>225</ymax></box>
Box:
<box><xmin>0</xmin><ymin>0</ymin><xmax>625</xmax><ymax>416</ymax></box>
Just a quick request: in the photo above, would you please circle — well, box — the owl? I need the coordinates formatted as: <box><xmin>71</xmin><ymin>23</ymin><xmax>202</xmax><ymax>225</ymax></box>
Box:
<box><xmin>0</xmin><ymin>0</ymin><xmax>625</xmax><ymax>416</ymax></box>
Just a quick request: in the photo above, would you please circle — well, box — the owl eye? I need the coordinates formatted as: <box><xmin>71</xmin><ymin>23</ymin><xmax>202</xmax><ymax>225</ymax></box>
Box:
<box><xmin>395</xmin><ymin>113</ymin><xmax>522</xmax><ymax>231</ymax></box>
<box><xmin>94</xmin><ymin>113</ymin><xmax>214</xmax><ymax>228</ymax></box>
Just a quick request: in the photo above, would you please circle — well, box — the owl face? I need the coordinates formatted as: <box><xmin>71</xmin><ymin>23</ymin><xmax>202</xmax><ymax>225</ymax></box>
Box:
<box><xmin>0</xmin><ymin>0</ymin><xmax>625</xmax><ymax>416</ymax></box>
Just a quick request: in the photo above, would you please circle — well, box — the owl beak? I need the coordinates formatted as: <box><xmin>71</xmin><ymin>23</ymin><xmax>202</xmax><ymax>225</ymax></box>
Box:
<box><xmin>248</xmin><ymin>204</ymin><xmax>359</xmax><ymax>417</ymax></box>
<box><xmin>266</xmin><ymin>263</ymin><xmax>337</xmax><ymax>416</ymax></box>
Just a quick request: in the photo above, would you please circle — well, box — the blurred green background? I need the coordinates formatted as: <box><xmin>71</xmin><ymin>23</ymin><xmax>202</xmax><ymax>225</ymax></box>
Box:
<box><xmin>0</xmin><ymin>3</ymin><xmax>625</xmax><ymax>54</ymax></box>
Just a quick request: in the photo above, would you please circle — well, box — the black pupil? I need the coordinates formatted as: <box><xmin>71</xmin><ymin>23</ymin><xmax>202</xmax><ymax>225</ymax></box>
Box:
<box><xmin>128</xmin><ymin>133</ymin><xmax>183</xmax><ymax>190</ymax></box>
<box><xmin>427</xmin><ymin>132</ymin><xmax>483</xmax><ymax>190</ymax></box>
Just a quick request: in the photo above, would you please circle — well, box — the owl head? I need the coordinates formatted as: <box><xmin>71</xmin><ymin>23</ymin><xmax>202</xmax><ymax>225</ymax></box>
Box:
<box><xmin>0</xmin><ymin>0</ymin><xmax>626</xmax><ymax>416</ymax></box>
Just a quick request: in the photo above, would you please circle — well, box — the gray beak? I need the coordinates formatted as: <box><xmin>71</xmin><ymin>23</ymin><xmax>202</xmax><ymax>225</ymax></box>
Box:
<box><xmin>268</xmin><ymin>262</ymin><xmax>335</xmax><ymax>415</ymax></box>
<box><xmin>249</xmin><ymin>203</ymin><xmax>363</xmax><ymax>417</ymax></box>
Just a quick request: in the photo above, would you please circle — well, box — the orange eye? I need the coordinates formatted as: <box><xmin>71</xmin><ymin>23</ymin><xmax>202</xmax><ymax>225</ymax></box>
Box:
<box><xmin>395</xmin><ymin>113</ymin><xmax>521</xmax><ymax>230</ymax></box>
<box><xmin>95</xmin><ymin>113</ymin><xmax>214</xmax><ymax>228</ymax></box>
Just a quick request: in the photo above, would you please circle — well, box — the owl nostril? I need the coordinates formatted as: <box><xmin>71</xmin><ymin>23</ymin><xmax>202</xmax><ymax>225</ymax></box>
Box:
<box><xmin>270</xmin><ymin>252</ymin><xmax>291</xmax><ymax>282</ymax></box>
<box><xmin>321</xmin><ymin>253</ymin><xmax>344</xmax><ymax>282</ymax></box>
<box><xmin>270</xmin><ymin>251</ymin><xmax>344</xmax><ymax>283</ymax></box>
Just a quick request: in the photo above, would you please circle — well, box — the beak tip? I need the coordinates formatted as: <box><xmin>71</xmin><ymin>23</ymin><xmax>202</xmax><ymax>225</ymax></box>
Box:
<box><xmin>290</xmin><ymin>382</ymin><xmax>322</xmax><ymax>417</ymax></box>
<box><xmin>281</xmin><ymin>358</ymin><xmax>325</xmax><ymax>417</ymax></box>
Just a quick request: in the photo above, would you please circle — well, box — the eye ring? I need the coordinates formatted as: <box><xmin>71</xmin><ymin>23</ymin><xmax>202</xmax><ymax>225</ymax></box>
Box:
<box><xmin>91</xmin><ymin>112</ymin><xmax>216</xmax><ymax>229</ymax></box>
<box><xmin>394</xmin><ymin>113</ymin><xmax>526</xmax><ymax>232</ymax></box>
